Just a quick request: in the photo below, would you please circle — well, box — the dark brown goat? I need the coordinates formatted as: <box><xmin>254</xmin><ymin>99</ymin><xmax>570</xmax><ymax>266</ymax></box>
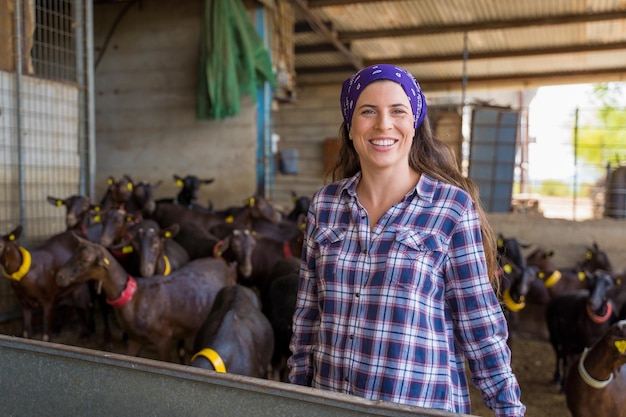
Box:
<box><xmin>0</xmin><ymin>225</ymin><xmax>93</xmax><ymax>342</ymax></box>
<box><xmin>526</xmin><ymin>247</ymin><xmax>592</xmax><ymax>301</ymax></box>
<box><xmin>546</xmin><ymin>271</ymin><xmax>616</xmax><ymax>390</ymax></box>
<box><xmin>113</xmin><ymin>219</ymin><xmax>190</xmax><ymax>278</ymax></box>
<box><xmin>190</xmin><ymin>284</ymin><xmax>273</xmax><ymax>378</ymax></box>
<box><xmin>215</xmin><ymin>228</ymin><xmax>295</xmax><ymax>298</ymax></box>
<box><xmin>55</xmin><ymin>235</ymin><xmax>237</xmax><ymax>362</ymax></box>
<box><xmin>166</xmin><ymin>174</ymin><xmax>215</xmax><ymax>212</ymax></box>
<box><xmin>565</xmin><ymin>319</ymin><xmax>626</xmax><ymax>417</ymax></box>
<box><xmin>99</xmin><ymin>175</ymin><xmax>135</xmax><ymax>211</ymax></box>
<box><xmin>47</xmin><ymin>194</ymin><xmax>103</xmax><ymax>242</ymax></box>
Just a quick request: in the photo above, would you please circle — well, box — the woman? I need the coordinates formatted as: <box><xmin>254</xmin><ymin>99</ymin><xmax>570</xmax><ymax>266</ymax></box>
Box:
<box><xmin>288</xmin><ymin>64</ymin><xmax>525</xmax><ymax>416</ymax></box>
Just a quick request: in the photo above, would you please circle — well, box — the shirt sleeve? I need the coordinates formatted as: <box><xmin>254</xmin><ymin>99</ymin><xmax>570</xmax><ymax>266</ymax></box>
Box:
<box><xmin>444</xmin><ymin>201</ymin><xmax>526</xmax><ymax>417</ymax></box>
<box><xmin>288</xmin><ymin>203</ymin><xmax>320</xmax><ymax>386</ymax></box>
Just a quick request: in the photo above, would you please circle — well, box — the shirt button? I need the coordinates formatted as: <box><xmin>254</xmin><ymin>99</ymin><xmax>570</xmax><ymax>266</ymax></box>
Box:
<box><xmin>350</xmin><ymin>334</ymin><xmax>354</xmax><ymax>339</ymax></box>
<box><xmin>355</xmin><ymin>293</ymin><xmax>360</xmax><ymax>298</ymax></box>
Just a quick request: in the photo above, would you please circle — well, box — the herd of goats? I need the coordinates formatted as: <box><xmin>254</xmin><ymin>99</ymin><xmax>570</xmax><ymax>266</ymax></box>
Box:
<box><xmin>0</xmin><ymin>174</ymin><xmax>308</xmax><ymax>382</ymax></box>
<box><xmin>1</xmin><ymin>173</ymin><xmax>626</xmax><ymax>416</ymax></box>
<box><xmin>498</xmin><ymin>234</ymin><xmax>626</xmax><ymax>416</ymax></box>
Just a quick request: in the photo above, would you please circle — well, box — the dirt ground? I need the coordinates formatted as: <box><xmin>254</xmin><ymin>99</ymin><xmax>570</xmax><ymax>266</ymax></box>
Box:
<box><xmin>1</xmin><ymin>310</ymin><xmax>569</xmax><ymax>417</ymax></box>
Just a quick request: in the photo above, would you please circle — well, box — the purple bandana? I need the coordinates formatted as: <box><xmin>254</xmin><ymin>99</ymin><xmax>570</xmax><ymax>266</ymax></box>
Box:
<box><xmin>340</xmin><ymin>64</ymin><xmax>427</xmax><ymax>132</ymax></box>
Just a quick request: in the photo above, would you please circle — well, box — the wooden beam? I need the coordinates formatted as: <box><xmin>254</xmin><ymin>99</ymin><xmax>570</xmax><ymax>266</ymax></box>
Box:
<box><xmin>292</xmin><ymin>0</ymin><xmax>362</xmax><ymax>70</ymax></box>
<box><xmin>296</xmin><ymin>67</ymin><xmax>626</xmax><ymax>92</ymax></box>
<box><xmin>360</xmin><ymin>41</ymin><xmax>626</xmax><ymax>65</ymax></box>
<box><xmin>337</xmin><ymin>11</ymin><xmax>626</xmax><ymax>40</ymax></box>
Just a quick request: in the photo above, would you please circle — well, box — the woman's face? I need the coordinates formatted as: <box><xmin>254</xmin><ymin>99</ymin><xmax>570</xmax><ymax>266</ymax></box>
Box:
<box><xmin>350</xmin><ymin>80</ymin><xmax>415</xmax><ymax>172</ymax></box>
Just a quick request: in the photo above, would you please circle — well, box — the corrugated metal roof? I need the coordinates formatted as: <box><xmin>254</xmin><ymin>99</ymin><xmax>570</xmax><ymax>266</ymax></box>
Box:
<box><xmin>291</xmin><ymin>0</ymin><xmax>626</xmax><ymax>92</ymax></box>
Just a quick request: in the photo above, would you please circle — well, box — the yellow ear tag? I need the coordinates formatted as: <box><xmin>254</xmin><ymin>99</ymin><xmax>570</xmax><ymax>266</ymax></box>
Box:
<box><xmin>586</xmin><ymin>251</ymin><xmax>592</xmax><ymax>260</ymax></box>
<box><xmin>122</xmin><ymin>246</ymin><xmax>133</xmax><ymax>254</ymax></box>
<box><xmin>503</xmin><ymin>264</ymin><xmax>513</xmax><ymax>274</ymax></box>
<box><xmin>249</xmin><ymin>197</ymin><xmax>255</xmax><ymax>206</ymax></box>
<box><xmin>94</xmin><ymin>206</ymin><xmax>100</xmax><ymax>212</ymax></box>
<box><xmin>127</xmin><ymin>183</ymin><xmax>133</xmax><ymax>191</ymax></box>
<box><xmin>126</xmin><ymin>216</ymin><xmax>133</xmax><ymax>222</ymax></box>
<box><xmin>104</xmin><ymin>257</ymin><xmax>110</xmax><ymax>265</ymax></box>
<box><xmin>164</xmin><ymin>231</ymin><xmax>172</xmax><ymax>238</ymax></box>
<box><xmin>578</xmin><ymin>271</ymin><xmax>586</xmax><ymax>281</ymax></box>
<box><xmin>497</xmin><ymin>238</ymin><xmax>503</xmax><ymax>248</ymax></box>
<box><xmin>8</xmin><ymin>234</ymin><xmax>16</xmax><ymax>241</ymax></box>
<box><xmin>615</xmin><ymin>340</ymin><xmax>626</xmax><ymax>354</ymax></box>
<box><xmin>94</xmin><ymin>214</ymin><xmax>101</xmax><ymax>223</ymax></box>
<box><xmin>107</xmin><ymin>178</ymin><xmax>113</xmax><ymax>185</ymax></box>
<box><xmin>176</xmin><ymin>179</ymin><xmax>183</xmax><ymax>187</ymax></box>
<box><xmin>538</xmin><ymin>272</ymin><xmax>545</xmax><ymax>279</ymax></box>
<box><xmin>225</xmin><ymin>215</ymin><xmax>234</xmax><ymax>223</ymax></box>
<box><xmin>56</xmin><ymin>200</ymin><xmax>63</xmax><ymax>207</ymax></box>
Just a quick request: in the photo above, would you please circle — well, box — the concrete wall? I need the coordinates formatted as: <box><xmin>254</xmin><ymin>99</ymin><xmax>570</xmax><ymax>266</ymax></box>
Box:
<box><xmin>93</xmin><ymin>0</ymin><xmax>258</xmax><ymax>210</ymax></box>
<box><xmin>488</xmin><ymin>213</ymin><xmax>626</xmax><ymax>272</ymax></box>
<box><xmin>272</xmin><ymin>84</ymin><xmax>341</xmax><ymax>208</ymax></box>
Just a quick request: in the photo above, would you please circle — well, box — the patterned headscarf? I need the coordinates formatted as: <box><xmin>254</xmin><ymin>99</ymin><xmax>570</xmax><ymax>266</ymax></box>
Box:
<box><xmin>340</xmin><ymin>64</ymin><xmax>427</xmax><ymax>132</ymax></box>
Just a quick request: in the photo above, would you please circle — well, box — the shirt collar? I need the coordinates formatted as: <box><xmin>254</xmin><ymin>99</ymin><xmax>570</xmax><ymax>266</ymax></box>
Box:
<box><xmin>340</xmin><ymin>171</ymin><xmax>437</xmax><ymax>204</ymax></box>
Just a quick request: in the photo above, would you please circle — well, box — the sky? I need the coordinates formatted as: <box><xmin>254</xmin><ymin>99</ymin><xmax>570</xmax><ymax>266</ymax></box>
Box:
<box><xmin>527</xmin><ymin>83</ymin><xmax>596</xmax><ymax>182</ymax></box>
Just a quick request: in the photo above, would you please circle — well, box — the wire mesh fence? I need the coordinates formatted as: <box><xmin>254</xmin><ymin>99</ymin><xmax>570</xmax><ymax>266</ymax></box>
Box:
<box><xmin>0</xmin><ymin>0</ymin><xmax>93</xmax><ymax>323</ymax></box>
<box><xmin>518</xmin><ymin>102</ymin><xmax>626</xmax><ymax>221</ymax></box>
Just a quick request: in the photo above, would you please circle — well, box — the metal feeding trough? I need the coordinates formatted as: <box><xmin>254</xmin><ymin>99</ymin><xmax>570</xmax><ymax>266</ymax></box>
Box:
<box><xmin>0</xmin><ymin>335</ymin><xmax>476</xmax><ymax>417</ymax></box>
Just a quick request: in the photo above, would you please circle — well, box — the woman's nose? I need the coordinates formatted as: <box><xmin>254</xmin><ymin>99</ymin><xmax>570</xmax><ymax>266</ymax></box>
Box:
<box><xmin>374</xmin><ymin>112</ymin><xmax>393</xmax><ymax>130</ymax></box>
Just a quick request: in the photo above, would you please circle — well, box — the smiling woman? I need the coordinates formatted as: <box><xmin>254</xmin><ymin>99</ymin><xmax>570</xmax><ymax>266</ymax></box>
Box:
<box><xmin>288</xmin><ymin>64</ymin><xmax>525</xmax><ymax>417</ymax></box>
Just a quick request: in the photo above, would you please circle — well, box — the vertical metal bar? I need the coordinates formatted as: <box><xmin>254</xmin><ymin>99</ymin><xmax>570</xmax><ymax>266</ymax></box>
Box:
<box><xmin>14</xmin><ymin>0</ymin><xmax>26</xmax><ymax>231</ymax></box>
<box><xmin>85</xmin><ymin>0</ymin><xmax>95</xmax><ymax>198</ymax></box>
<box><xmin>75</xmin><ymin>0</ymin><xmax>86</xmax><ymax>195</ymax></box>
<box><xmin>255</xmin><ymin>4</ymin><xmax>273</xmax><ymax>199</ymax></box>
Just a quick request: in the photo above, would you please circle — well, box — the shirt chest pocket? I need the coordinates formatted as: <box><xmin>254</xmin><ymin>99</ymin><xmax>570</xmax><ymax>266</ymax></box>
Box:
<box><xmin>312</xmin><ymin>227</ymin><xmax>347</xmax><ymax>283</ymax></box>
<box><xmin>386</xmin><ymin>229</ymin><xmax>444</xmax><ymax>289</ymax></box>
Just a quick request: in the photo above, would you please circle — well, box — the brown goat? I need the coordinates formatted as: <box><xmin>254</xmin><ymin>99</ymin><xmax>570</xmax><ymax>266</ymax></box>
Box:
<box><xmin>190</xmin><ymin>284</ymin><xmax>274</xmax><ymax>378</ymax></box>
<box><xmin>0</xmin><ymin>225</ymin><xmax>93</xmax><ymax>341</ymax></box>
<box><xmin>55</xmin><ymin>235</ymin><xmax>237</xmax><ymax>363</ymax></box>
<box><xmin>565</xmin><ymin>319</ymin><xmax>626</xmax><ymax>417</ymax></box>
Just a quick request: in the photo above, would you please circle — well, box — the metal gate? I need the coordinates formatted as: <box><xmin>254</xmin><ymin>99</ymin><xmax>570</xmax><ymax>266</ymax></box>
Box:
<box><xmin>468</xmin><ymin>107</ymin><xmax>520</xmax><ymax>213</ymax></box>
<box><xmin>0</xmin><ymin>0</ymin><xmax>94</xmax><ymax>322</ymax></box>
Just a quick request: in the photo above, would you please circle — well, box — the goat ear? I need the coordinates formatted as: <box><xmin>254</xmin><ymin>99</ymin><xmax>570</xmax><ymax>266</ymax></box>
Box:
<box><xmin>162</xmin><ymin>224</ymin><xmax>179</xmax><ymax>239</ymax></box>
<box><xmin>201</xmin><ymin>178</ymin><xmax>215</xmax><ymax>184</ymax></box>
<box><xmin>8</xmin><ymin>225</ymin><xmax>23</xmax><ymax>240</ymax></box>
<box><xmin>47</xmin><ymin>196</ymin><xmax>64</xmax><ymax>207</ymax></box>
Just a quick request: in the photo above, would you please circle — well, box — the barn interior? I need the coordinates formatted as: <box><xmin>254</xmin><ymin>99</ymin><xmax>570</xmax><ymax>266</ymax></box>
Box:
<box><xmin>1</xmin><ymin>1</ymin><xmax>626</xmax><ymax>416</ymax></box>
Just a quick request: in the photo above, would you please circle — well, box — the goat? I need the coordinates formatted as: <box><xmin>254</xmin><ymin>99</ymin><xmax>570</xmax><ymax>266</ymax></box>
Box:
<box><xmin>55</xmin><ymin>235</ymin><xmax>237</xmax><ymax>363</ymax></box>
<box><xmin>0</xmin><ymin>225</ymin><xmax>94</xmax><ymax>342</ymax></box>
<box><xmin>190</xmin><ymin>284</ymin><xmax>273</xmax><ymax>378</ymax></box>
<box><xmin>546</xmin><ymin>271</ymin><xmax>616</xmax><ymax>390</ymax></box>
<box><xmin>565</xmin><ymin>320</ymin><xmax>626</xmax><ymax>417</ymax></box>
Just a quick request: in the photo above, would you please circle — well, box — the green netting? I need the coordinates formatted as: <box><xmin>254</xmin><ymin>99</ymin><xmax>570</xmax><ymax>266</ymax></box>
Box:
<box><xmin>197</xmin><ymin>0</ymin><xmax>276</xmax><ymax>120</ymax></box>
